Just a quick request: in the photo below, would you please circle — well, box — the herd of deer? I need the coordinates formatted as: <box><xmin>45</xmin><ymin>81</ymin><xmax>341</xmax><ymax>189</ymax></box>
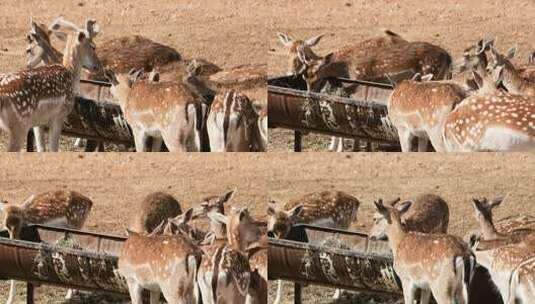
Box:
<box><xmin>0</xmin><ymin>16</ymin><xmax>267</xmax><ymax>152</ymax></box>
<box><xmin>268</xmin><ymin>191</ymin><xmax>535</xmax><ymax>304</ymax></box>
<box><xmin>277</xmin><ymin>30</ymin><xmax>535</xmax><ymax>152</ymax></box>
<box><xmin>0</xmin><ymin>189</ymin><xmax>267</xmax><ymax>304</ymax></box>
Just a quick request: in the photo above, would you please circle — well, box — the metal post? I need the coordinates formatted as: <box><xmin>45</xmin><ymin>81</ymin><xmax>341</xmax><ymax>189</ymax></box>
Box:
<box><xmin>26</xmin><ymin>282</ymin><xmax>34</xmax><ymax>304</ymax></box>
<box><xmin>294</xmin><ymin>283</ymin><xmax>302</xmax><ymax>304</ymax></box>
<box><xmin>294</xmin><ymin>131</ymin><xmax>302</xmax><ymax>152</ymax></box>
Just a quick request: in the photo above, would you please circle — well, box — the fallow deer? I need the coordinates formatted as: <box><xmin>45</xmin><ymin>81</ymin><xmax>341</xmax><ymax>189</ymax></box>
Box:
<box><xmin>451</xmin><ymin>38</ymin><xmax>494</xmax><ymax>91</ymax></box>
<box><xmin>0</xmin><ymin>17</ymin><xmax>101</xmax><ymax>151</ymax></box>
<box><xmin>267</xmin><ymin>190</ymin><xmax>359</xmax><ymax>302</ymax></box>
<box><xmin>508</xmin><ymin>255</ymin><xmax>535</xmax><ymax>303</ymax></box>
<box><xmin>442</xmin><ymin>91</ymin><xmax>535</xmax><ymax>152</ymax></box>
<box><xmin>374</xmin><ymin>198</ymin><xmax>475</xmax><ymax>304</ymax></box>
<box><xmin>518</xmin><ymin>51</ymin><xmax>535</xmax><ymax>82</ymax></box>
<box><xmin>105</xmin><ymin>69</ymin><xmax>208</xmax><ymax>152</ymax></box>
<box><xmin>190</xmin><ymin>189</ymin><xmax>236</xmax><ymax>242</ymax></box>
<box><xmin>488</xmin><ymin>46</ymin><xmax>535</xmax><ymax>96</ymax></box>
<box><xmin>369</xmin><ymin>193</ymin><xmax>449</xmax><ymax>240</ymax></box>
<box><xmin>128</xmin><ymin>191</ymin><xmax>182</xmax><ymax>234</ymax></box>
<box><xmin>0</xmin><ymin>190</ymin><xmax>93</xmax><ymax>303</ymax></box>
<box><xmin>207</xmin><ymin>90</ymin><xmax>266</xmax><ymax>152</ymax></box>
<box><xmin>119</xmin><ymin>225</ymin><xmax>202</xmax><ymax>304</ymax></box>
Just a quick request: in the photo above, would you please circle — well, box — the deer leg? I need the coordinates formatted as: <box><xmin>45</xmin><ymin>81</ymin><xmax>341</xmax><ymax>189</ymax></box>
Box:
<box><xmin>397</xmin><ymin>127</ymin><xmax>413</xmax><ymax>152</ymax></box>
<box><xmin>132</xmin><ymin>128</ymin><xmax>149</xmax><ymax>152</ymax></box>
<box><xmin>417</xmin><ymin>136</ymin><xmax>430</xmax><ymax>152</ymax></box>
<box><xmin>162</xmin><ymin>130</ymin><xmax>187</xmax><ymax>152</ymax></box>
<box><xmin>419</xmin><ymin>288</ymin><xmax>431</xmax><ymax>304</ymax></box>
<box><xmin>47</xmin><ymin>118</ymin><xmax>64</xmax><ymax>152</ymax></box>
<box><xmin>33</xmin><ymin>126</ymin><xmax>46</xmax><ymax>152</ymax></box>
<box><xmin>149</xmin><ymin>290</ymin><xmax>160</xmax><ymax>304</ymax></box>
<box><xmin>7</xmin><ymin>126</ymin><xmax>26</xmax><ymax>152</ymax></box>
<box><xmin>151</xmin><ymin>137</ymin><xmax>163</xmax><ymax>152</ymax></box>
<box><xmin>273</xmin><ymin>279</ymin><xmax>284</xmax><ymax>304</ymax></box>
<box><xmin>6</xmin><ymin>279</ymin><xmax>16</xmax><ymax>304</ymax></box>
<box><xmin>400</xmin><ymin>280</ymin><xmax>416</xmax><ymax>304</ymax></box>
<box><xmin>125</xmin><ymin>279</ymin><xmax>143</xmax><ymax>304</ymax></box>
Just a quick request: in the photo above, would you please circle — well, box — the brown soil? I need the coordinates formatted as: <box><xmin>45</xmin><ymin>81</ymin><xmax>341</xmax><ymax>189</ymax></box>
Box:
<box><xmin>267</xmin><ymin>0</ymin><xmax>535</xmax><ymax>151</ymax></box>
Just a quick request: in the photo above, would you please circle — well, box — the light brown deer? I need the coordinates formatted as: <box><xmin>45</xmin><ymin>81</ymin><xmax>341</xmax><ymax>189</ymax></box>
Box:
<box><xmin>374</xmin><ymin>198</ymin><xmax>475</xmax><ymax>304</ymax></box>
<box><xmin>0</xmin><ymin>17</ymin><xmax>101</xmax><ymax>152</ymax></box>
<box><xmin>442</xmin><ymin>91</ymin><xmax>535</xmax><ymax>152</ymax></box>
<box><xmin>268</xmin><ymin>190</ymin><xmax>359</xmax><ymax>302</ymax></box>
<box><xmin>105</xmin><ymin>69</ymin><xmax>208</xmax><ymax>152</ymax></box>
<box><xmin>508</xmin><ymin>255</ymin><xmax>535</xmax><ymax>303</ymax></box>
<box><xmin>207</xmin><ymin>90</ymin><xmax>266</xmax><ymax>152</ymax></box>
<box><xmin>0</xmin><ymin>190</ymin><xmax>93</xmax><ymax>303</ymax></box>
<box><xmin>191</xmin><ymin>189</ymin><xmax>236</xmax><ymax>242</ymax></box>
<box><xmin>488</xmin><ymin>46</ymin><xmax>535</xmax><ymax>96</ymax></box>
<box><xmin>451</xmin><ymin>38</ymin><xmax>494</xmax><ymax>91</ymax></box>
<box><xmin>128</xmin><ymin>191</ymin><xmax>182</xmax><ymax>234</ymax></box>
<box><xmin>369</xmin><ymin>193</ymin><xmax>449</xmax><ymax>240</ymax></box>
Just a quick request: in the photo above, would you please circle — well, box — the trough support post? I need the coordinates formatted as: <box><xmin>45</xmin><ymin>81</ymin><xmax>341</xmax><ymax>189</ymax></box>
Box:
<box><xmin>294</xmin><ymin>131</ymin><xmax>302</xmax><ymax>152</ymax></box>
<box><xmin>26</xmin><ymin>282</ymin><xmax>34</xmax><ymax>304</ymax></box>
<box><xmin>294</xmin><ymin>283</ymin><xmax>302</xmax><ymax>304</ymax></box>
<box><xmin>26</xmin><ymin>130</ymin><xmax>35</xmax><ymax>152</ymax></box>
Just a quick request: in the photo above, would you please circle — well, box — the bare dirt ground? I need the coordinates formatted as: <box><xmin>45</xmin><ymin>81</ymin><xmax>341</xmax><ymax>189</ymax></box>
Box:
<box><xmin>268</xmin><ymin>153</ymin><xmax>535</xmax><ymax>303</ymax></box>
<box><xmin>267</xmin><ymin>0</ymin><xmax>535</xmax><ymax>151</ymax></box>
<box><xmin>0</xmin><ymin>153</ymin><xmax>269</xmax><ymax>303</ymax></box>
<box><xmin>0</xmin><ymin>0</ymin><xmax>268</xmax><ymax>151</ymax></box>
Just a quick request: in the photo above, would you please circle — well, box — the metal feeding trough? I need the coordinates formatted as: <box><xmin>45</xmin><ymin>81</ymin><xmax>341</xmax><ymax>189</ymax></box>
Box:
<box><xmin>268</xmin><ymin>76</ymin><xmax>400</xmax><ymax>151</ymax></box>
<box><xmin>0</xmin><ymin>224</ymin><xmax>128</xmax><ymax>303</ymax></box>
<box><xmin>268</xmin><ymin>224</ymin><xmax>503</xmax><ymax>304</ymax></box>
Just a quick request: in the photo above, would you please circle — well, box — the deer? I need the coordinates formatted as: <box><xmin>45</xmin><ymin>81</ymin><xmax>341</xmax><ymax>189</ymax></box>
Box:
<box><xmin>369</xmin><ymin>193</ymin><xmax>449</xmax><ymax>240</ymax></box>
<box><xmin>508</xmin><ymin>255</ymin><xmax>535</xmax><ymax>304</ymax></box>
<box><xmin>118</xmin><ymin>211</ymin><xmax>203</xmax><ymax>304</ymax></box>
<box><xmin>442</xmin><ymin>89</ymin><xmax>535</xmax><ymax>152</ymax></box>
<box><xmin>487</xmin><ymin>46</ymin><xmax>535</xmax><ymax>96</ymax></box>
<box><xmin>451</xmin><ymin>38</ymin><xmax>495</xmax><ymax>91</ymax></box>
<box><xmin>104</xmin><ymin>68</ymin><xmax>208</xmax><ymax>152</ymax></box>
<box><xmin>374</xmin><ymin>198</ymin><xmax>475</xmax><ymax>304</ymax></box>
<box><xmin>518</xmin><ymin>51</ymin><xmax>535</xmax><ymax>82</ymax></box>
<box><xmin>0</xmin><ymin>17</ymin><xmax>101</xmax><ymax>152</ymax></box>
<box><xmin>267</xmin><ymin>190</ymin><xmax>360</xmax><ymax>302</ymax></box>
<box><xmin>0</xmin><ymin>190</ymin><xmax>93</xmax><ymax>303</ymax></box>
<box><xmin>128</xmin><ymin>191</ymin><xmax>182</xmax><ymax>234</ymax></box>
<box><xmin>207</xmin><ymin>90</ymin><xmax>266</xmax><ymax>152</ymax></box>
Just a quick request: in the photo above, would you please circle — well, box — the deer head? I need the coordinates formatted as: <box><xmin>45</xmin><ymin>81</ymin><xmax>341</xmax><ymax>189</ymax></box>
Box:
<box><xmin>454</xmin><ymin>38</ymin><xmax>494</xmax><ymax>74</ymax></box>
<box><xmin>208</xmin><ymin>207</ymin><xmax>261</xmax><ymax>252</ymax></box>
<box><xmin>277</xmin><ymin>32</ymin><xmax>324</xmax><ymax>77</ymax></box>
<box><xmin>471</xmin><ymin>196</ymin><xmax>505</xmax><ymax>239</ymax></box>
<box><xmin>372</xmin><ymin>198</ymin><xmax>410</xmax><ymax>244</ymax></box>
<box><xmin>195</xmin><ymin>189</ymin><xmax>236</xmax><ymax>239</ymax></box>
<box><xmin>487</xmin><ymin>45</ymin><xmax>517</xmax><ymax>81</ymax></box>
<box><xmin>295</xmin><ymin>46</ymin><xmax>337</xmax><ymax>92</ymax></box>
<box><xmin>266</xmin><ymin>200</ymin><xmax>304</xmax><ymax>239</ymax></box>
<box><xmin>0</xmin><ymin>195</ymin><xmax>35</xmax><ymax>239</ymax></box>
<box><xmin>369</xmin><ymin>198</ymin><xmax>412</xmax><ymax>240</ymax></box>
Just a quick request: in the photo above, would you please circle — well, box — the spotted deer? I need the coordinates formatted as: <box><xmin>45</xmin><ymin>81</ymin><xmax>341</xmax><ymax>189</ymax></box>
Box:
<box><xmin>518</xmin><ymin>51</ymin><xmax>535</xmax><ymax>82</ymax></box>
<box><xmin>487</xmin><ymin>46</ymin><xmax>535</xmax><ymax>96</ymax></box>
<box><xmin>105</xmin><ymin>68</ymin><xmax>208</xmax><ymax>152</ymax></box>
<box><xmin>374</xmin><ymin>198</ymin><xmax>475</xmax><ymax>304</ymax></box>
<box><xmin>191</xmin><ymin>189</ymin><xmax>236</xmax><ymax>242</ymax></box>
<box><xmin>128</xmin><ymin>191</ymin><xmax>182</xmax><ymax>234</ymax></box>
<box><xmin>0</xmin><ymin>17</ymin><xmax>101</xmax><ymax>152</ymax></box>
<box><xmin>451</xmin><ymin>38</ymin><xmax>494</xmax><ymax>91</ymax></box>
<box><xmin>369</xmin><ymin>193</ymin><xmax>449</xmax><ymax>240</ymax></box>
<box><xmin>0</xmin><ymin>190</ymin><xmax>93</xmax><ymax>303</ymax></box>
<box><xmin>207</xmin><ymin>90</ymin><xmax>266</xmax><ymax>152</ymax></box>
<box><xmin>442</xmin><ymin>91</ymin><xmax>535</xmax><ymax>152</ymax></box>
<box><xmin>508</xmin><ymin>255</ymin><xmax>535</xmax><ymax>303</ymax></box>
<box><xmin>268</xmin><ymin>190</ymin><xmax>360</xmax><ymax>302</ymax></box>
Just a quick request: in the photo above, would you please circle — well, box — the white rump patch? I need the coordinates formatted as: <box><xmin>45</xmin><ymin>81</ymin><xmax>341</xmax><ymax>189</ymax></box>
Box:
<box><xmin>478</xmin><ymin>127</ymin><xmax>534</xmax><ymax>151</ymax></box>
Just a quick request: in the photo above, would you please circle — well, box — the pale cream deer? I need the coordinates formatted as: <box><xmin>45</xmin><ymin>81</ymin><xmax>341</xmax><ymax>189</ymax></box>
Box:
<box><xmin>369</xmin><ymin>193</ymin><xmax>449</xmax><ymax>240</ymax></box>
<box><xmin>105</xmin><ymin>69</ymin><xmax>208</xmax><ymax>152</ymax></box>
<box><xmin>207</xmin><ymin>90</ymin><xmax>266</xmax><ymax>152</ymax></box>
<box><xmin>508</xmin><ymin>255</ymin><xmax>535</xmax><ymax>303</ymax></box>
<box><xmin>268</xmin><ymin>190</ymin><xmax>360</xmax><ymax>302</ymax></box>
<box><xmin>128</xmin><ymin>191</ymin><xmax>182</xmax><ymax>234</ymax></box>
<box><xmin>0</xmin><ymin>190</ymin><xmax>93</xmax><ymax>303</ymax></box>
<box><xmin>0</xmin><ymin>17</ymin><xmax>101</xmax><ymax>152</ymax></box>
<box><xmin>488</xmin><ymin>46</ymin><xmax>535</xmax><ymax>96</ymax></box>
<box><xmin>374</xmin><ymin>198</ymin><xmax>475</xmax><ymax>304</ymax></box>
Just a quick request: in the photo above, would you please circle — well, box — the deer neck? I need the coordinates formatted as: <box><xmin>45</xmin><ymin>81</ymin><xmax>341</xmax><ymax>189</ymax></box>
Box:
<box><xmin>62</xmin><ymin>35</ymin><xmax>83</xmax><ymax>95</ymax></box>
<box><xmin>501</xmin><ymin>64</ymin><xmax>527</xmax><ymax>94</ymax></box>
<box><xmin>385</xmin><ymin>219</ymin><xmax>406</xmax><ymax>255</ymax></box>
<box><xmin>210</xmin><ymin>219</ymin><xmax>227</xmax><ymax>240</ymax></box>
<box><xmin>478</xmin><ymin>217</ymin><xmax>501</xmax><ymax>240</ymax></box>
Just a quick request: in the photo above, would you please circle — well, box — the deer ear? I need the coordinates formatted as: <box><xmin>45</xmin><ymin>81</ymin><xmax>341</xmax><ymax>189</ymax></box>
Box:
<box><xmin>267</xmin><ymin>205</ymin><xmax>276</xmax><ymax>216</ymax></box>
<box><xmin>277</xmin><ymin>32</ymin><xmax>293</xmax><ymax>47</ymax></box>
<box><xmin>182</xmin><ymin>208</ymin><xmax>194</xmax><ymax>223</ymax></box>
<box><xmin>396</xmin><ymin>200</ymin><xmax>412</xmax><ymax>214</ymax></box>
<box><xmin>304</xmin><ymin>34</ymin><xmax>324</xmax><ymax>47</ymax></box>
<box><xmin>288</xmin><ymin>205</ymin><xmax>304</xmax><ymax>218</ymax></box>
<box><xmin>506</xmin><ymin>45</ymin><xmax>517</xmax><ymax>59</ymax></box>
<box><xmin>489</xmin><ymin>196</ymin><xmax>504</xmax><ymax>208</ymax></box>
<box><xmin>374</xmin><ymin>199</ymin><xmax>389</xmax><ymax>216</ymax></box>
<box><xmin>220</xmin><ymin>188</ymin><xmax>236</xmax><ymax>205</ymax></box>
<box><xmin>207</xmin><ymin>212</ymin><xmax>228</xmax><ymax>225</ymax></box>
<box><xmin>77</xmin><ymin>31</ymin><xmax>87</xmax><ymax>43</ymax></box>
<box><xmin>472</xmin><ymin>71</ymin><xmax>484</xmax><ymax>88</ymax></box>
<box><xmin>323</xmin><ymin>52</ymin><xmax>335</xmax><ymax>65</ymax></box>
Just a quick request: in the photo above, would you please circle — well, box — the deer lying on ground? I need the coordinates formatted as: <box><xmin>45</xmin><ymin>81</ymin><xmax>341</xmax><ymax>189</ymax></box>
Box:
<box><xmin>369</xmin><ymin>193</ymin><xmax>449</xmax><ymax>240</ymax></box>
<box><xmin>128</xmin><ymin>191</ymin><xmax>182</xmax><ymax>234</ymax></box>
<box><xmin>0</xmin><ymin>17</ymin><xmax>101</xmax><ymax>151</ymax></box>
<box><xmin>374</xmin><ymin>198</ymin><xmax>475</xmax><ymax>304</ymax></box>
<box><xmin>487</xmin><ymin>46</ymin><xmax>535</xmax><ymax>96</ymax></box>
<box><xmin>105</xmin><ymin>68</ymin><xmax>208</xmax><ymax>152</ymax></box>
<box><xmin>207</xmin><ymin>90</ymin><xmax>266</xmax><ymax>152</ymax></box>
<box><xmin>267</xmin><ymin>191</ymin><xmax>360</xmax><ymax>302</ymax></box>
<box><xmin>0</xmin><ymin>190</ymin><xmax>93</xmax><ymax>303</ymax></box>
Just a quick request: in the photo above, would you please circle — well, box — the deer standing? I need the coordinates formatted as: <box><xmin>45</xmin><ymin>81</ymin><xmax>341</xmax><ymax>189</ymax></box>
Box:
<box><xmin>0</xmin><ymin>190</ymin><xmax>93</xmax><ymax>303</ymax></box>
<box><xmin>0</xmin><ymin>17</ymin><xmax>101</xmax><ymax>151</ymax></box>
<box><xmin>369</xmin><ymin>193</ymin><xmax>449</xmax><ymax>240</ymax></box>
<box><xmin>487</xmin><ymin>46</ymin><xmax>535</xmax><ymax>96</ymax></box>
<box><xmin>267</xmin><ymin>191</ymin><xmax>360</xmax><ymax>302</ymax></box>
<box><xmin>374</xmin><ymin>198</ymin><xmax>475</xmax><ymax>304</ymax></box>
<box><xmin>105</xmin><ymin>69</ymin><xmax>208</xmax><ymax>152</ymax></box>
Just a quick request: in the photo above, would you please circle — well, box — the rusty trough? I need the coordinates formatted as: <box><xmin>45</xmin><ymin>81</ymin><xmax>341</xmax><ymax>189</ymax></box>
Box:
<box><xmin>268</xmin><ymin>76</ymin><xmax>401</xmax><ymax>151</ymax></box>
<box><xmin>0</xmin><ymin>224</ymin><xmax>129</xmax><ymax>303</ymax></box>
<box><xmin>268</xmin><ymin>224</ymin><xmax>503</xmax><ymax>304</ymax></box>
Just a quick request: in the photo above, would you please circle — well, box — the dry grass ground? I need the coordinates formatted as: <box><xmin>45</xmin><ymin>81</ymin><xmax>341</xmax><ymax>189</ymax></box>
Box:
<box><xmin>267</xmin><ymin>0</ymin><xmax>535</xmax><ymax>151</ymax></box>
